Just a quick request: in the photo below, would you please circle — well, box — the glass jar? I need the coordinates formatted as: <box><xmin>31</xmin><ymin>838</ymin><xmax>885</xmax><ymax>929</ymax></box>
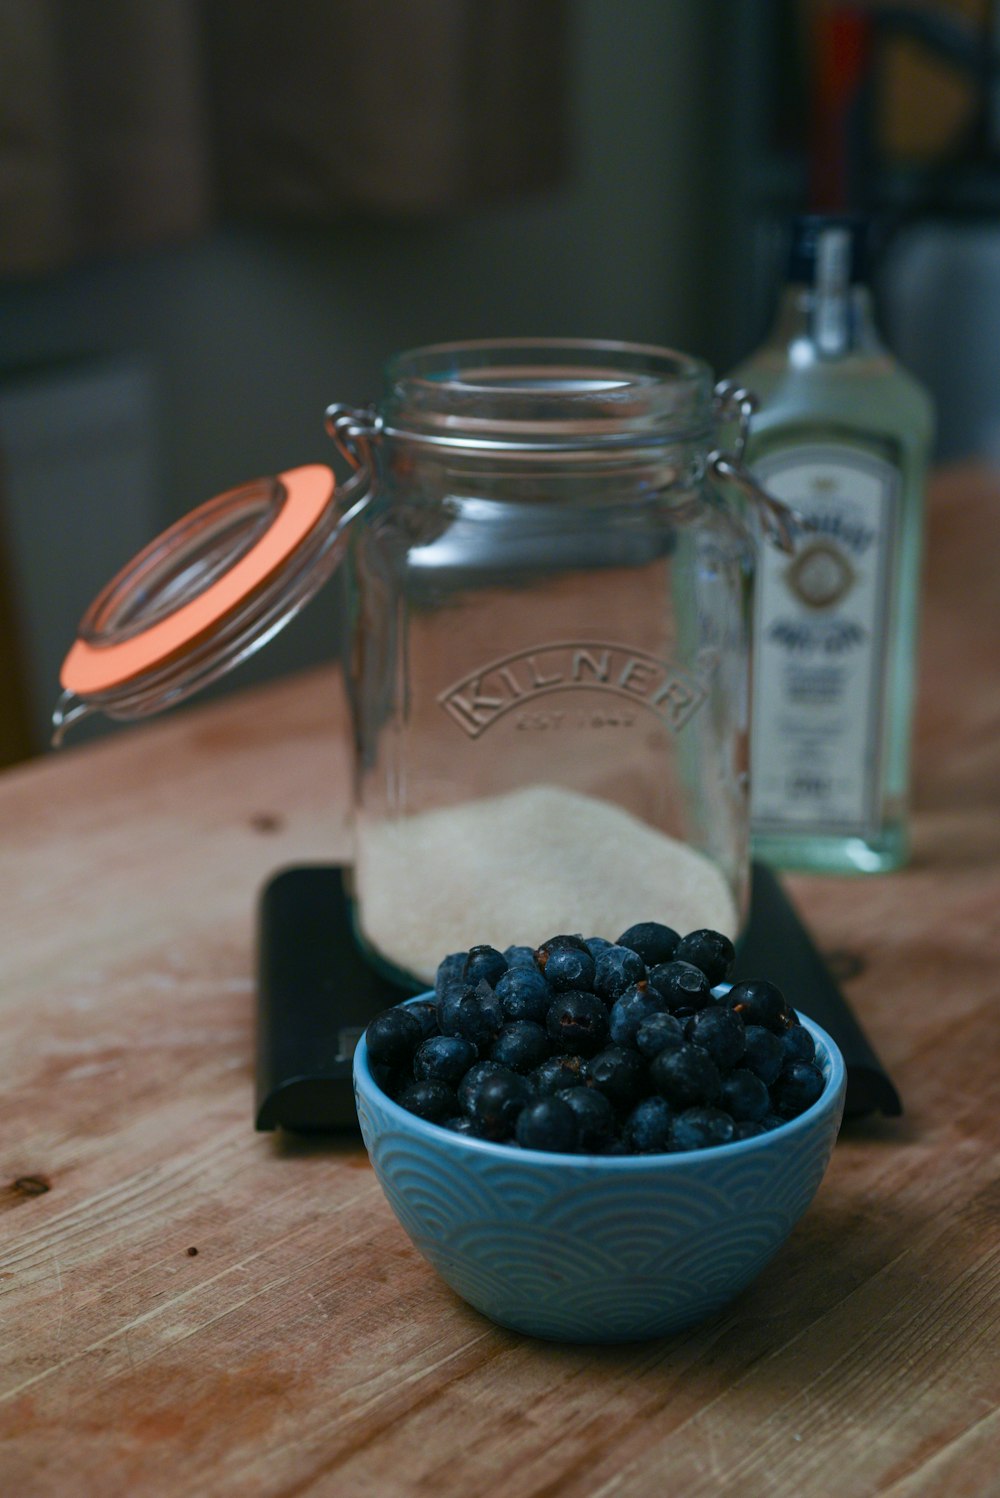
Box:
<box><xmin>55</xmin><ymin>339</ymin><xmax>793</xmax><ymax>987</ymax></box>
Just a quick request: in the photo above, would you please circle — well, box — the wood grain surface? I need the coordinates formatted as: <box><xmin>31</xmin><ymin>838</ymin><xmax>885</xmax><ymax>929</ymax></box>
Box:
<box><xmin>1</xmin><ymin>467</ymin><xmax>999</xmax><ymax>1498</ymax></box>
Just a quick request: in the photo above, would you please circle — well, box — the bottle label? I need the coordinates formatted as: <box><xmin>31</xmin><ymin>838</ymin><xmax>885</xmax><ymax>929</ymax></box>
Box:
<box><xmin>750</xmin><ymin>443</ymin><xmax>897</xmax><ymax>837</ymax></box>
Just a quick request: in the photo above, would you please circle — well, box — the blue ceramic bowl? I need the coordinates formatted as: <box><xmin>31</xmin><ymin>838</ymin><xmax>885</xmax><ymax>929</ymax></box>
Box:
<box><xmin>354</xmin><ymin>997</ymin><xmax>846</xmax><ymax>1343</ymax></box>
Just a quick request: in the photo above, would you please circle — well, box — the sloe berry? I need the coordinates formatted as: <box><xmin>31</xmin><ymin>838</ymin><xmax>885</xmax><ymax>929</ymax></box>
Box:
<box><xmin>435</xmin><ymin>952</ymin><xmax>468</xmax><ymax>996</ymax></box>
<box><xmin>473</xmin><ymin>1070</ymin><xmax>533</xmax><ymax>1140</ymax></box>
<box><xmin>772</xmin><ymin>1060</ymin><xmax>825</xmax><ymax>1118</ymax></box>
<box><xmin>503</xmin><ymin>944</ymin><xmax>538</xmax><ymax>970</ymax></box>
<box><xmin>616</xmin><ymin>921</ymin><xmax>680</xmax><ymax>968</ymax></box>
<box><xmin>742</xmin><ymin>1024</ymin><xmax>785</xmax><ymax>1085</ymax></box>
<box><xmin>457</xmin><ymin>1059</ymin><xmax>504</xmax><ymax>1115</ymax></box>
<box><xmin>674</xmin><ymin>929</ymin><xmax>735</xmax><ymax>987</ymax></box>
<box><xmin>624</xmin><ymin>1095</ymin><xmax>673</xmax><ymax>1153</ymax></box>
<box><xmin>396</xmin><ymin>1079</ymin><xmax>457</xmax><ymax>1122</ymax></box>
<box><xmin>635</xmin><ymin>1010</ymin><xmax>685</xmax><ymax>1060</ymax></box>
<box><xmin>582</xmin><ymin>1045</ymin><xmax>646</xmax><ymax>1111</ymax></box>
<box><xmin>585</xmin><ymin>936</ymin><xmax>613</xmax><ymax>959</ymax></box>
<box><xmin>545</xmin><ymin>990</ymin><xmax>609</xmax><ymax>1055</ymax></box>
<box><xmin>647</xmin><ymin>960</ymin><xmax>712</xmax><ymax>1012</ymax></box>
<box><xmin>650</xmin><ymin>1043</ymin><xmax>722</xmax><ymax>1109</ymax></box>
<box><xmin>685</xmin><ymin>1005</ymin><xmax>746</xmax><ymax>1072</ymax></box>
<box><xmin>609</xmin><ymin>981</ymin><xmax>667</xmax><ymax>1047</ymax></box>
<box><xmin>515</xmin><ymin>1097</ymin><xmax>579</xmax><ymax>1153</ymax></box>
<box><xmin>437</xmin><ymin>980</ymin><xmax>476</xmax><ymax>1037</ymax></box>
<box><xmin>536</xmin><ymin>933</ymin><xmax>590</xmax><ymax>955</ymax></box>
<box><xmin>464</xmin><ymin>945</ymin><xmax>508</xmax><ymax>987</ymax></box>
<box><xmin>413</xmin><ymin>1035</ymin><xmax>477</xmax><ymax>1086</ymax></box>
<box><xmin>670</xmin><ymin>1107</ymin><xmax>735</xmax><ymax>1151</ymax></box>
<box><xmin>781</xmin><ymin>1022</ymin><xmax>816</xmax><ymax>1065</ymax></box>
<box><xmin>407</xmin><ymin>998</ymin><xmax>440</xmax><ymax>1041</ymax></box>
<box><xmin>490</xmin><ymin>1020</ymin><xmax>550</xmax><ymax>1074</ymax></box>
<box><xmin>455</xmin><ymin>982</ymin><xmax>504</xmax><ymax>1049</ymax></box>
<box><xmin>720</xmin><ymin>1067</ymin><xmax>771</xmax><ymax>1122</ymax></box>
<box><xmin>593</xmin><ymin>944</ymin><xmax>646</xmax><ymax>1001</ymax></box>
<box><xmin>726</xmin><ymin>979</ymin><xmax>788</xmax><ymax>1032</ymax></box>
<box><xmin>495</xmin><ymin>965</ymin><xmax>551</xmax><ymax>1024</ymax></box>
<box><xmin>540</xmin><ymin>944</ymin><xmax>596</xmax><ymax>993</ymax></box>
<box><xmin>531</xmin><ymin>1054</ymin><xmax>585</xmax><ymax>1096</ymax></box>
<box><xmin>557</xmin><ymin>1086</ymin><xmax>616</xmax><ymax>1151</ymax></box>
<box><xmin>366</xmin><ymin>1007</ymin><xmax>422</xmax><ymax>1068</ymax></box>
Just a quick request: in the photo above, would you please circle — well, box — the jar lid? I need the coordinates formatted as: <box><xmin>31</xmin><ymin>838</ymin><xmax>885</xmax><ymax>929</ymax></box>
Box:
<box><xmin>55</xmin><ymin>464</ymin><xmax>340</xmax><ymax>737</ymax></box>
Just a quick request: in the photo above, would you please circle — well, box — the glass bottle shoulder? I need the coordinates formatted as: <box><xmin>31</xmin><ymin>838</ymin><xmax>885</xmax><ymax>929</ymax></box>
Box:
<box><xmin>735</xmin><ymin>353</ymin><xmax>933</xmax><ymax>451</ymax></box>
<box><xmin>731</xmin><ymin>289</ymin><xmax>934</xmax><ymax>454</ymax></box>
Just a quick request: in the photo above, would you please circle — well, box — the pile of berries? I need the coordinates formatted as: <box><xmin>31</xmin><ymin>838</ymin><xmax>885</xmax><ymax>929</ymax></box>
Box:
<box><xmin>363</xmin><ymin>923</ymin><xmax>826</xmax><ymax>1155</ymax></box>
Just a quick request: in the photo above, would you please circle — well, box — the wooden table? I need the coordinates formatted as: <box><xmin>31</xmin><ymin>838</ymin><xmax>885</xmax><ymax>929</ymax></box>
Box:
<box><xmin>2</xmin><ymin>468</ymin><xmax>999</xmax><ymax>1498</ymax></box>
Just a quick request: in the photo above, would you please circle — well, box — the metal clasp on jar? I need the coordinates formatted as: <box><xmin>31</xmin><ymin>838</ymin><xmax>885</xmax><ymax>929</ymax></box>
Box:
<box><xmin>709</xmin><ymin>381</ymin><xmax>800</xmax><ymax>554</ymax></box>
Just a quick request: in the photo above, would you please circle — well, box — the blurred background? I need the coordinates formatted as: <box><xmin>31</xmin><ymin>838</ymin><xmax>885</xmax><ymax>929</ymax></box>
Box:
<box><xmin>2</xmin><ymin>0</ymin><xmax>999</xmax><ymax>765</ymax></box>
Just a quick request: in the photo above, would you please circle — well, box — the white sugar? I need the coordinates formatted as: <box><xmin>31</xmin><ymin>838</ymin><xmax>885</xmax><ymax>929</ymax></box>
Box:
<box><xmin>355</xmin><ymin>783</ymin><xmax>739</xmax><ymax>984</ymax></box>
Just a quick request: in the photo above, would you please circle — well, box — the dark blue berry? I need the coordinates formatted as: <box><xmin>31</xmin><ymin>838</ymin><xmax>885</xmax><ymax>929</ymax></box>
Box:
<box><xmin>685</xmin><ymin>1006</ymin><xmax>746</xmax><ymax>1072</ymax></box>
<box><xmin>366</xmin><ymin>1007</ymin><xmax>422</xmax><ymax>1067</ymax></box>
<box><xmin>608</xmin><ymin>981</ymin><xmax>667</xmax><ymax>1047</ymax></box>
<box><xmin>781</xmin><ymin>1022</ymin><xmax>816</xmax><ymax>1065</ymax></box>
<box><xmin>670</xmin><ymin>1107</ymin><xmax>735</xmax><ymax>1151</ymax></box>
<box><xmin>674</xmin><ymin>929</ymin><xmax>735</xmax><ymax>987</ymax></box>
<box><xmin>726</xmin><ymin>979</ymin><xmax>788</xmax><ymax>1032</ymax></box>
<box><xmin>457</xmin><ymin>1059</ymin><xmax>505</xmax><ymax>1115</ymax></box>
<box><xmin>515</xmin><ymin>1097</ymin><xmax>580</xmax><ymax>1153</ymax></box>
<box><xmin>647</xmin><ymin>960</ymin><xmax>712</xmax><ymax>1012</ymax></box>
<box><xmin>635</xmin><ymin>1011</ymin><xmax>685</xmax><ymax>1059</ymax></box>
<box><xmin>545</xmin><ymin>990</ymin><xmax>609</xmax><ymax>1056</ymax></box>
<box><xmin>540</xmin><ymin>944</ymin><xmax>596</xmax><ymax>993</ymax></box>
<box><xmin>600</xmin><ymin>1137</ymin><xmax>630</xmax><ymax>1155</ymax></box>
<box><xmin>463</xmin><ymin>945</ymin><xmax>508</xmax><ymax>987</ymax></box>
<box><xmin>742</xmin><ymin>1024</ymin><xmax>785</xmax><ymax>1085</ymax></box>
<box><xmin>593</xmin><ymin>944</ymin><xmax>647</xmax><ymax>1001</ymax></box>
<box><xmin>396</xmin><ymin>1079</ymin><xmax>457</xmax><ymax>1122</ymax></box>
<box><xmin>503</xmin><ymin>944</ymin><xmax>538</xmax><ymax>970</ymax></box>
<box><xmin>494</xmin><ymin>965</ymin><xmax>551</xmax><ymax>1023</ymax></box>
<box><xmin>437</xmin><ymin>980</ymin><xmax>476</xmax><ymax>1037</ymax></box>
<box><xmin>772</xmin><ymin>1060</ymin><xmax>825</xmax><ymax>1118</ymax></box>
<box><xmin>536</xmin><ymin>933</ymin><xmax>590</xmax><ymax>955</ymax></box>
<box><xmin>531</xmin><ymin>1054</ymin><xmax>585</xmax><ymax>1096</ymax></box>
<box><xmin>370</xmin><ymin>1060</ymin><xmax>401</xmax><ymax>1098</ymax></box>
<box><xmin>582</xmin><ymin>1046</ymin><xmax>646</xmax><ymax>1111</ymax></box>
<box><xmin>490</xmin><ymin>1020</ymin><xmax>550</xmax><ymax>1074</ymax></box>
<box><xmin>650</xmin><ymin>1043</ymin><xmax>722</xmax><ymax>1108</ymax></box>
<box><xmin>720</xmin><ymin>1068</ymin><xmax>771</xmax><ymax>1122</ymax></box>
<box><xmin>585</xmin><ymin>936</ymin><xmax>613</xmax><ymax>959</ymax></box>
<box><xmin>435</xmin><ymin>952</ymin><xmax>468</xmax><ymax>996</ymax></box>
<box><xmin>455</xmin><ymin>982</ymin><xmax>504</xmax><ymax>1049</ymax></box>
<box><xmin>624</xmin><ymin>1095</ymin><xmax>673</xmax><ymax>1153</ymax></box>
<box><xmin>557</xmin><ymin>1086</ymin><xmax>616</xmax><ymax>1151</ymax></box>
<box><xmin>473</xmin><ymin>1070</ymin><xmax>533</xmax><ymax>1140</ymax></box>
<box><xmin>733</xmin><ymin>1119</ymin><xmax>767</xmax><ymax>1140</ymax></box>
<box><xmin>413</xmin><ymin>1035</ymin><xmax>478</xmax><ymax>1086</ymax></box>
<box><xmin>407</xmin><ymin>998</ymin><xmax>440</xmax><ymax>1041</ymax></box>
<box><xmin>616</xmin><ymin>921</ymin><xmax>680</xmax><ymax>968</ymax></box>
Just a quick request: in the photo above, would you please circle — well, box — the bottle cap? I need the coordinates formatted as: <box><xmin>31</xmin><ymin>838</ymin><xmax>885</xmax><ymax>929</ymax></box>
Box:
<box><xmin>788</xmin><ymin>214</ymin><xmax>869</xmax><ymax>285</ymax></box>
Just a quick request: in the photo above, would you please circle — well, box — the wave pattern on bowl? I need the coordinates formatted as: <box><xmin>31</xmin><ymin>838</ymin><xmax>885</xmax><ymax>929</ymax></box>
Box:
<box><xmin>355</xmin><ymin>1017</ymin><xmax>844</xmax><ymax>1343</ymax></box>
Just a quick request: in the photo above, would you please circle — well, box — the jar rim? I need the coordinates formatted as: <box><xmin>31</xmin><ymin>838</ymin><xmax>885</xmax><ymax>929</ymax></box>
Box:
<box><xmin>382</xmin><ymin>337</ymin><xmax>715</xmax><ymax>453</ymax></box>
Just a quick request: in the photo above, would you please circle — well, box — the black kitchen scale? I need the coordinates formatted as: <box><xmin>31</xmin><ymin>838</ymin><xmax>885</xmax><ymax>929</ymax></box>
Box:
<box><xmin>255</xmin><ymin>862</ymin><xmax>901</xmax><ymax>1134</ymax></box>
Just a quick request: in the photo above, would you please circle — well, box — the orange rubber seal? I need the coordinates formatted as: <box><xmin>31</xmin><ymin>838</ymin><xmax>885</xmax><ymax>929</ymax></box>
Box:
<box><xmin>60</xmin><ymin>464</ymin><xmax>336</xmax><ymax>695</ymax></box>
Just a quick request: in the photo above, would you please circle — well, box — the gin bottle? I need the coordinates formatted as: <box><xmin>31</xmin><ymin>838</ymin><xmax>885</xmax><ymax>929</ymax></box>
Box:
<box><xmin>732</xmin><ymin>215</ymin><xmax>934</xmax><ymax>873</ymax></box>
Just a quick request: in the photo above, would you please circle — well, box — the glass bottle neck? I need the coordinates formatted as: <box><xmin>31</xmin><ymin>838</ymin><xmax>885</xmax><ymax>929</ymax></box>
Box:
<box><xmin>765</xmin><ymin>284</ymin><xmax>884</xmax><ymax>365</ymax></box>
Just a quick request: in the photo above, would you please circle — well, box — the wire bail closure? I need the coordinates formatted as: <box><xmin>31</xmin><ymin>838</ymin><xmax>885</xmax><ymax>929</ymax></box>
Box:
<box><xmin>709</xmin><ymin>380</ymin><xmax>801</xmax><ymax>554</ymax></box>
<box><xmin>325</xmin><ymin>403</ymin><xmax>382</xmax><ymax>471</ymax></box>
